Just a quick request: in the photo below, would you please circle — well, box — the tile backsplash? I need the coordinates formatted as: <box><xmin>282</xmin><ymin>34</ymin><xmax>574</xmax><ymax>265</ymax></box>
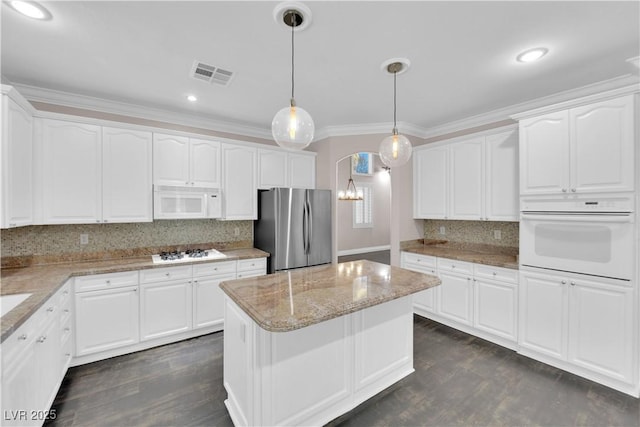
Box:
<box><xmin>424</xmin><ymin>219</ymin><xmax>518</xmax><ymax>248</ymax></box>
<box><xmin>1</xmin><ymin>220</ymin><xmax>253</xmax><ymax>259</ymax></box>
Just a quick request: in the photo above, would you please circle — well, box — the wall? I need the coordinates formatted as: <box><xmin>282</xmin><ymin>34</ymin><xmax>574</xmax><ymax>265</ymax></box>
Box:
<box><xmin>424</xmin><ymin>219</ymin><xmax>518</xmax><ymax>248</ymax></box>
<box><xmin>309</xmin><ymin>133</ymin><xmax>425</xmax><ymax>266</ymax></box>
<box><xmin>1</xmin><ymin>220</ymin><xmax>252</xmax><ymax>261</ymax></box>
<box><xmin>336</xmin><ymin>153</ymin><xmax>390</xmax><ymax>253</ymax></box>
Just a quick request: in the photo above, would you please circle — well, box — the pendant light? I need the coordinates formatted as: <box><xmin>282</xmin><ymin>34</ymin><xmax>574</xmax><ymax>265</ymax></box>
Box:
<box><xmin>272</xmin><ymin>7</ymin><xmax>314</xmax><ymax>150</ymax></box>
<box><xmin>379</xmin><ymin>61</ymin><xmax>412</xmax><ymax>168</ymax></box>
<box><xmin>338</xmin><ymin>169</ymin><xmax>363</xmax><ymax>201</ymax></box>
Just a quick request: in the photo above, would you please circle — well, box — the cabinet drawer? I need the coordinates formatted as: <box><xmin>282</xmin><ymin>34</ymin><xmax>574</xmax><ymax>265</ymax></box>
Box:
<box><xmin>401</xmin><ymin>252</ymin><xmax>437</xmax><ymax>269</ymax></box>
<box><xmin>193</xmin><ymin>260</ymin><xmax>237</xmax><ymax>277</ymax></box>
<box><xmin>58</xmin><ymin>280</ymin><xmax>72</xmax><ymax>306</ymax></box>
<box><xmin>2</xmin><ymin>312</ymin><xmax>39</xmax><ymax>366</ymax></box>
<box><xmin>437</xmin><ymin>258</ymin><xmax>473</xmax><ymax>275</ymax></box>
<box><xmin>236</xmin><ymin>269</ymin><xmax>265</xmax><ymax>279</ymax></box>
<box><xmin>403</xmin><ymin>262</ymin><xmax>437</xmax><ymax>276</ymax></box>
<box><xmin>75</xmin><ymin>270</ymin><xmax>139</xmax><ymax>292</ymax></box>
<box><xmin>474</xmin><ymin>264</ymin><xmax>518</xmax><ymax>284</ymax></box>
<box><xmin>237</xmin><ymin>258</ymin><xmax>266</xmax><ymax>273</ymax></box>
<box><xmin>139</xmin><ymin>265</ymin><xmax>192</xmax><ymax>283</ymax></box>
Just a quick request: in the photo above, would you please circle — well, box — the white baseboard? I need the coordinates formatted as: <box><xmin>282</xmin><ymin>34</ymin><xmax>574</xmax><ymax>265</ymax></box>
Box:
<box><xmin>337</xmin><ymin>245</ymin><xmax>391</xmax><ymax>256</ymax></box>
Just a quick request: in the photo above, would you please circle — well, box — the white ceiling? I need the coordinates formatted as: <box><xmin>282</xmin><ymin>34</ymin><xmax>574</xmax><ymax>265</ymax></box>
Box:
<box><xmin>2</xmin><ymin>1</ymin><xmax>639</xmax><ymax>140</ymax></box>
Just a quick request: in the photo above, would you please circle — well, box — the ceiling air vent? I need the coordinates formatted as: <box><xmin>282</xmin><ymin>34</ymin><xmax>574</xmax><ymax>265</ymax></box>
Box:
<box><xmin>191</xmin><ymin>61</ymin><xmax>234</xmax><ymax>86</ymax></box>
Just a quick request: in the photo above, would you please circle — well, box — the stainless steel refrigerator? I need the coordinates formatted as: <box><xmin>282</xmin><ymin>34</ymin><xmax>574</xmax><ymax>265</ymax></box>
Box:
<box><xmin>254</xmin><ymin>188</ymin><xmax>332</xmax><ymax>273</ymax></box>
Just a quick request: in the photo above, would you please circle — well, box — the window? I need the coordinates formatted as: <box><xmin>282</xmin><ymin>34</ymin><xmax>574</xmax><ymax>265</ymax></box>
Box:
<box><xmin>353</xmin><ymin>183</ymin><xmax>373</xmax><ymax>228</ymax></box>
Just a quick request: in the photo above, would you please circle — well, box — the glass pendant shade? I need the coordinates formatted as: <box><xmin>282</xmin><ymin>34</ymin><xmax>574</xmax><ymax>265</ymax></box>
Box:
<box><xmin>379</xmin><ymin>132</ymin><xmax>412</xmax><ymax>167</ymax></box>
<box><xmin>272</xmin><ymin>103</ymin><xmax>315</xmax><ymax>150</ymax></box>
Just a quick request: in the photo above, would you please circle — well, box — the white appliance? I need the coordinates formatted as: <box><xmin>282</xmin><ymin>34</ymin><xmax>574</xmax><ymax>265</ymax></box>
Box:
<box><xmin>520</xmin><ymin>196</ymin><xmax>635</xmax><ymax>280</ymax></box>
<box><xmin>153</xmin><ymin>185</ymin><xmax>221</xmax><ymax>219</ymax></box>
<box><xmin>151</xmin><ymin>248</ymin><xmax>227</xmax><ymax>264</ymax></box>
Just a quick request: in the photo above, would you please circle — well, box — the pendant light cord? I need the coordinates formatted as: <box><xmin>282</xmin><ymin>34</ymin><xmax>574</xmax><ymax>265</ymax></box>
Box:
<box><xmin>393</xmin><ymin>71</ymin><xmax>397</xmax><ymax>133</ymax></box>
<box><xmin>291</xmin><ymin>12</ymin><xmax>295</xmax><ymax>102</ymax></box>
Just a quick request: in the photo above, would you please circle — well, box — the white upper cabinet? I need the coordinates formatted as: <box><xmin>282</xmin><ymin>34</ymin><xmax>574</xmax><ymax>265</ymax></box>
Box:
<box><xmin>153</xmin><ymin>133</ymin><xmax>220</xmax><ymax>188</ymax></box>
<box><xmin>519</xmin><ymin>95</ymin><xmax>634</xmax><ymax>195</ymax></box>
<box><xmin>257</xmin><ymin>149</ymin><xmax>316</xmax><ymax>189</ymax></box>
<box><xmin>38</xmin><ymin>119</ymin><xmax>153</xmax><ymax>225</ymax></box>
<box><xmin>414</xmin><ymin>127</ymin><xmax>518</xmax><ymax>221</ymax></box>
<box><xmin>413</xmin><ymin>145</ymin><xmax>448</xmax><ymax>219</ymax></box>
<box><xmin>41</xmin><ymin>119</ymin><xmax>102</xmax><ymax>224</ymax></box>
<box><xmin>288</xmin><ymin>152</ymin><xmax>316</xmax><ymax>189</ymax></box>
<box><xmin>569</xmin><ymin>96</ymin><xmax>635</xmax><ymax>193</ymax></box>
<box><xmin>222</xmin><ymin>143</ymin><xmax>257</xmax><ymax>220</ymax></box>
<box><xmin>190</xmin><ymin>138</ymin><xmax>221</xmax><ymax>188</ymax></box>
<box><xmin>258</xmin><ymin>149</ymin><xmax>288</xmax><ymax>189</ymax></box>
<box><xmin>449</xmin><ymin>137</ymin><xmax>483</xmax><ymax>220</ymax></box>
<box><xmin>102</xmin><ymin>127</ymin><xmax>152</xmax><ymax>223</ymax></box>
<box><xmin>1</xmin><ymin>92</ymin><xmax>34</xmax><ymax>229</ymax></box>
<box><xmin>485</xmin><ymin>129</ymin><xmax>519</xmax><ymax>220</ymax></box>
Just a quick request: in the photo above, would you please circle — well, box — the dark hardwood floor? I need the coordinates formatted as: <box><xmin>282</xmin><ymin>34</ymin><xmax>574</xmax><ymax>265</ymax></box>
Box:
<box><xmin>46</xmin><ymin>316</ymin><xmax>639</xmax><ymax>427</ymax></box>
<box><xmin>338</xmin><ymin>250</ymin><xmax>391</xmax><ymax>265</ymax></box>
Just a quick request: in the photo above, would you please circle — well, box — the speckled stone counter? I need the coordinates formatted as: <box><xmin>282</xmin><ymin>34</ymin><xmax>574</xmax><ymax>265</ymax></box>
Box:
<box><xmin>219</xmin><ymin>260</ymin><xmax>441</xmax><ymax>332</ymax></box>
<box><xmin>401</xmin><ymin>239</ymin><xmax>519</xmax><ymax>270</ymax></box>
<box><xmin>0</xmin><ymin>248</ymin><xmax>269</xmax><ymax>342</ymax></box>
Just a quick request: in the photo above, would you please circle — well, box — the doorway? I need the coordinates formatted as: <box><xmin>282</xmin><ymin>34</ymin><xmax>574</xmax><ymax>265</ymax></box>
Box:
<box><xmin>335</xmin><ymin>152</ymin><xmax>391</xmax><ymax>264</ymax></box>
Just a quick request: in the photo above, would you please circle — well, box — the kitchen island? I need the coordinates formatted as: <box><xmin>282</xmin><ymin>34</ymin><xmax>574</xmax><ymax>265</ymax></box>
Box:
<box><xmin>219</xmin><ymin>260</ymin><xmax>440</xmax><ymax>427</ymax></box>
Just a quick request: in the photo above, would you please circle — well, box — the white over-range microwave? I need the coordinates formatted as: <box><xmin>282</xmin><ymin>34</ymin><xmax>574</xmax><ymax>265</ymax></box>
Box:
<box><xmin>519</xmin><ymin>196</ymin><xmax>635</xmax><ymax>281</ymax></box>
<box><xmin>153</xmin><ymin>185</ymin><xmax>221</xmax><ymax>219</ymax></box>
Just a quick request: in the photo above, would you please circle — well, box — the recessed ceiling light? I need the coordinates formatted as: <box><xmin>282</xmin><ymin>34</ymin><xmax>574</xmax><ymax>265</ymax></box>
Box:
<box><xmin>7</xmin><ymin>1</ymin><xmax>51</xmax><ymax>20</ymax></box>
<box><xmin>516</xmin><ymin>47</ymin><xmax>549</xmax><ymax>63</ymax></box>
<box><xmin>187</xmin><ymin>95</ymin><xmax>197</xmax><ymax>102</ymax></box>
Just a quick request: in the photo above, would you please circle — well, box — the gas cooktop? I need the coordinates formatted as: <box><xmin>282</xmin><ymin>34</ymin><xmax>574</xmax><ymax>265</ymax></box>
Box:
<box><xmin>151</xmin><ymin>248</ymin><xmax>227</xmax><ymax>264</ymax></box>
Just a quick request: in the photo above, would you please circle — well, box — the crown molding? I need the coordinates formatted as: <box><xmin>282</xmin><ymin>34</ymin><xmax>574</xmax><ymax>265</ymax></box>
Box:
<box><xmin>10</xmin><ymin>73</ymin><xmax>639</xmax><ymax>144</ymax></box>
<box><xmin>12</xmin><ymin>83</ymin><xmax>274</xmax><ymax>141</ymax></box>
<box><xmin>421</xmin><ymin>74</ymin><xmax>640</xmax><ymax>138</ymax></box>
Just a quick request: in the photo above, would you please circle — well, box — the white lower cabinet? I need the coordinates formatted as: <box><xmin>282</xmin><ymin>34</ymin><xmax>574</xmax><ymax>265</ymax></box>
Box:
<box><xmin>140</xmin><ymin>280</ymin><xmax>192</xmax><ymax>341</ymax></box>
<box><xmin>401</xmin><ymin>252</ymin><xmax>518</xmax><ymax>349</ymax></box>
<box><xmin>74</xmin><ymin>283</ymin><xmax>140</xmax><ymax>356</ymax></box>
<box><xmin>1</xmin><ymin>282</ymin><xmax>70</xmax><ymax>427</ymax></box>
<box><xmin>192</xmin><ymin>260</ymin><xmax>237</xmax><ymax>330</ymax></box>
<box><xmin>438</xmin><ymin>262</ymin><xmax>474</xmax><ymax>326</ymax></box>
<box><xmin>519</xmin><ymin>269</ymin><xmax>636</xmax><ymax>391</ymax></box>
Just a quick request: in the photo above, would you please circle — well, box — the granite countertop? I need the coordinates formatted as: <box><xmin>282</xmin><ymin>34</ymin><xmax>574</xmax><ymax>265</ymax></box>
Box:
<box><xmin>0</xmin><ymin>248</ymin><xmax>269</xmax><ymax>342</ymax></box>
<box><xmin>401</xmin><ymin>239</ymin><xmax>519</xmax><ymax>270</ymax></box>
<box><xmin>219</xmin><ymin>260</ymin><xmax>441</xmax><ymax>333</ymax></box>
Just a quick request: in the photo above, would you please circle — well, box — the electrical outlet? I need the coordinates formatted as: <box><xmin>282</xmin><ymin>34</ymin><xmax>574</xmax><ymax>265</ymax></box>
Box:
<box><xmin>439</xmin><ymin>226</ymin><xmax>446</xmax><ymax>235</ymax></box>
<box><xmin>493</xmin><ymin>230</ymin><xmax>501</xmax><ymax>240</ymax></box>
<box><xmin>80</xmin><ymin>234</ymin><xmax>89</xmax><ymax>245</ymax></box>
<box><xmin>234</xmin><ymin>227</ymin><xmax>240</xmax><ymax>236</ymax></box>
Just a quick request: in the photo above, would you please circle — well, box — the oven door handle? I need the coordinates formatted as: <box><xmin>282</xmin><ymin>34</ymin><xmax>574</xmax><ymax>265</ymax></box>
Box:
<box><xmin>520</xmin><ymin>213</ymin><xmax>634</xmax><ymax>223</ymax></box>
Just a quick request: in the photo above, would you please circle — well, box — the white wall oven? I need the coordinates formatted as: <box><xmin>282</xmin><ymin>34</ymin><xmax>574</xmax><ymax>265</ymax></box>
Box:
<box><xmin>520</xmin><ymin>196</ymin><xmax>635</xmax><ymax>281</ymax></box>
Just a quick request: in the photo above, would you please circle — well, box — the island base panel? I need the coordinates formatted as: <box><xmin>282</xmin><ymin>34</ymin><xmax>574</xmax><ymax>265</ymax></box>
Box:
<box><xmin>223</xmin><ymin>296</ymin><xmax>414</xmax><ymax>427</ymax></box>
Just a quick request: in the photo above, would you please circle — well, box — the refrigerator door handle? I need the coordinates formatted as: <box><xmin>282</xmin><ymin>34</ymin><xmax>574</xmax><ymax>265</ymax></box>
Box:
<box><xmin>302</xmin><ymin>197</ymin><xmax>309</xmax><ymax>255</ymax></box>
<box><xmin>307</xmin><ymin>198</ymin><xmax>313</xmax><ymax>254</ymax></box>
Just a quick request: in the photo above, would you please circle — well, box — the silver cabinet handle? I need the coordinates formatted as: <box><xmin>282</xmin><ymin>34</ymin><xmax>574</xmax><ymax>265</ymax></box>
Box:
<box><xmin>18</xmin><ymin>334</ymin><xmax>27</xmax><ymax>340</ymax></box>
<box><xmin>64</xmin><ymin>309</ymin><xmax>70</xmax><ymax>313</ymax></box>
<box><xmin>64</xmin><ymin>327</ymin><xmax>71</xmax><ymax>332</ymax></box>
<box><xmin>37</xmin><ymin>336</ymin><xmax>47</xmax><ymax>343</ymax></box>
<box><xmin>96</xmin><ymin>219</ymin><xmax>100</xmax><ymax>223</ymax></box>
<box><xmin>65</xmin><ymin>353</ymin><xmax>71</xmax><ymax>357</ymax></box>
<box><xmin>165</xmin><ymin>273</ymin><xmax>170</xmax><ymax>277</ymax></box>
<box><xmin>47</xmin><ymin>307</ymin><xmax>54</xmax><ymax>312</ymax></box>
<box><xmin>106</xmin><ymin>280</ymin><xmax>111</xmax><ymax>284</ymax></box>
<box><xmin>492</xmin><ymin>272</ymin><xmax>497</xmax><ymax>276</ymax></box>
<box><xmin>561</xmin><ymin>188</ymin><xmax>567</xmax><ymax>193</ymax></box>
<box><xmin>571</xmin><ymin>189</ymin><xmax>576</xmax><ymax>193</ymax></box>
<box><xmin>63</xmin><ymin>290</ymin><xmax>69</xmax><ymax>295</ymax></box>
<box><xmin>451</xmin><ymin>265</ymin><xmax>455</xmax><ymax>268</ymax></box>
<box><xmin>570</xmin><ymin>281</ymin><xmax>576</xmax><ymax>286</ymax></box>
<box><xmin>561</xmin><ymin>280</ymin><xmax>566</xmax><ymax>284</ymax></box>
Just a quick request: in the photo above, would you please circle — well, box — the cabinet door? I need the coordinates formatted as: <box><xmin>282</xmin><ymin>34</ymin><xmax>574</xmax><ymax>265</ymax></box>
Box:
<box><xmin>75</xmin><ymin>286</ymin><xmax>139</xmax><ymax>356</ymax></box>
<box><xmin>102</xmin><ymin>127</ymin><xmax>152</xmax><ymax>223</ymax></box>
<box><xmin>413</xmin><ymin>146</ymin><xmax>448</xmax><ymax>219</ymax></box>
<box><xmin>288</xmin><ymin>153</ymin><xmax>316</xmax><ymax>189</ymax></box>
<box><xmin>153</xmin><ymin>133</ymin><xmax>189</xmax><ymax>186</ymax></box>
<box><xmin>519</xmin><ymin>112</ymin><xmax>570</xmax><ymax>195</ymax></box>
<box><xmin>222</xmin><ymin>144</ymin><xmax>257</xmax><ymax>220</ymax></box>
<box><xmin>568</xmin><ymin>278</ymin><xmax>633</xmax><ymax>383</ymax></box>
<box><xmin>570</xmin><ymin>95</ymin><xmax>635</xmax><ymax>193</ymax></box>
<box><xmin>140</xmin><ymin>281</ymin><xmax>192</xmax><ymax>341</ymax></box>
<box><xmin>36</xmin><ymin>316</ymin><xmax>61</xmax><ymax>411</ymax></box>
<box><xmin>42</xmin><ymin>119</ymin><xmax>102</xmax><ymax>224</ymax></box>
<box><xmin>474</xmin><ymin>278</ymin><xmax>517</xmax><ymax>341</ymax></box>
<box><xmin>2</xmin><ymin>97</ymin><xmax>33</xmax><ymax>228</ymax></box>
<box><xmin>2</xmin><ymin>338</ymin><xmax>38</xmax><ymax>426</ymax></box>
<box><xmin>485</xmin><ymin>130</ymin><xmax>518</xmax><ymax>220</ymax></box>
<box><xmin>258</xmin><ymin>149</ymin><xmax>288</xmax><ymax>189</ymax></box>
<box><xmin>449</xmin><ymin>138</ymin><xmax>483</xmax><ymax>220</ymax></box>
<box><xmin>193</xmin><ymin>273</ymin><xmax>235</xmax><ymax>329</ymax></box>
<box><xmin>518</xmin><ymin>271</ymin><xmax>567</xmax><ymax>359</ymax></box>
<box><xmin>402</xmin><ymin>261</ymin><xmax>437</xmax><ymax>313</ymax></box>
<box><xmin>438</xmin><ymin>271</ymin><xmax>473</xmax><ymax>325</ymax></box>
<box><xmin>190</xmin><ymin>138</ymin><xmax>220</xmax><ymax>188</ymax></box>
